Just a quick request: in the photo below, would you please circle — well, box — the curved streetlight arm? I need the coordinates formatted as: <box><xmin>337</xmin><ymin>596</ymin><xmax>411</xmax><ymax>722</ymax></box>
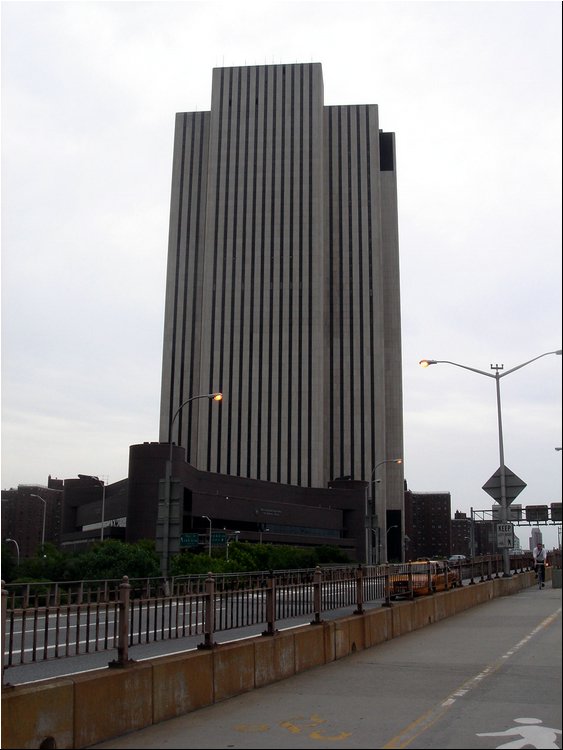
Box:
<box><xmin>170</xmin><ymin>392</ymin><xmax>223</xmax><ymax>432</ymax></box>
<box><xmin>419</xmin><ymin>359</ymin><xmax>494</xmax><ymax>379</ymax></box>
<box><xmin>5</xmin><ymin>538</ymin><xmax>20</xmax><ymax>565</ymax></box>
<box><xmin>169</xmin><ymin>392</ymin><xmax>223</xmax><ymax>468</ymax></box>
<box><xmin>499</xmin><ymin>350</ymin><xmax>562</xmax><ymax>378</ymax></box>
<box><xmin>370</xmin><ymin>458</ymin><xmax>402</xmax><ymax>482</ymax></box>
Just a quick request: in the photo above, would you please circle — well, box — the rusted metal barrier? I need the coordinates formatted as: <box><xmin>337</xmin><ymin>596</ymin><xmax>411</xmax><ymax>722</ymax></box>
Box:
<box><xmin>310</xmin><ymin>566</ymin><xmax>323</xmax><ymax>624</ymax></box>
<box><xmin>199</xmin><ymin>572</ymin><xmax>216</xmax><ymax>650</ymax></box>
<box><xmin>262</xmin><ymin>572</ymin><xmax>276</xmax><ymax>636</ymax></box>
<box><xmin>353</xmin><ymin>565</ymin><xmax>364</xmax><ymax>615</ymax></box>
<box><xmin>382</xmin><ymin>566</ymin><xmax>393</xmax><ymax>608</ymax></box>
<box><xmin>2</xmin><ymin>556</ymin><xmax>534</xmax><ymax>682</ymax></box>
<box><xmin>110</xmin><ymin>576</ymin><xmax>132</xmax><ymax>668</ymax></box>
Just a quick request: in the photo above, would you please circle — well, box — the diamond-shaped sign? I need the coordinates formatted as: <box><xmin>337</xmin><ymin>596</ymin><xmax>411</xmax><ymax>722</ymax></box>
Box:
<box><xmin>482</xmin><ymin>466</ymin><xmax>527</xmax><ymax>504</ymax></box>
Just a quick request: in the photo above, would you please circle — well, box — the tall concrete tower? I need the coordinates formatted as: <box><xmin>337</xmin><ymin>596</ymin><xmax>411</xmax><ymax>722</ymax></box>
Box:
<box><xmin>159</xmin><ymin>63</ymin><xmax>403</xmax><ymax>517</ymax></box>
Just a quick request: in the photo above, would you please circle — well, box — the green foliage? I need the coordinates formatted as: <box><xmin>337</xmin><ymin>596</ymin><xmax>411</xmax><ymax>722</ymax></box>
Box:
<box><xmin>2</xmin><ymin>540</ymin><xmax>160</xmax><ymax>584</ymax></box>
<box><xmin>67</xmin><ymin>539</ymin><xmax>160</xmax><ymax>581</ymax></box>
<box><xmin>169</xmin><ymin>542</ymin><xmax>350</xmax><ymax>577</ymax></box>
<box><xmin>2</xmin><ymin>539</ymin><xmax>350</xmax><ymax>584</ymax></box>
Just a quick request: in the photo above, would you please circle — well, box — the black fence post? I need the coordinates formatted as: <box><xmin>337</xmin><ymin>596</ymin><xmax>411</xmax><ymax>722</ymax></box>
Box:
<box><xmin>310</xmin><ymin>566</ymin><xmax>323</xmax><ymax>624</ymax></box>
<box><xmin>428</xmin><ymin>562</ymin><xmax>435</xmax><ymax>594</ymax></box>
<box><xmin>479</xmin><ymin>558</ymin><xmax>486</xmax><ymax>582</ymax></box>
<box><xmin>457</xmin><ymin>561</ymin><xmax>464</xmax><ymax>587</ymax></box>
<box><xmin>382</xmin><ymin>564</ymin><xmax>393</xmax><ymax>607</ymax></box>
<box><xmin>262</xmin><ymin>570</ymin><xmax>276</xmax><ymax>636</ymax></box>
<box><xmin>109</xmin><ymin>575</ymin><xmax>133</xmax><ymax>668</ymax></box>
<box><xmin>408</xmin><ymin>563</ymin><xmax>415</xmax><ymax>599</ymax></box>
<box><xmin>198</xmin><ymin>572</ymin><xmax>216</xmax><ymax>649</ymax></box>
<box><xmin>354</xmin><ymin>565</ymin><xmax>364</xmax><ymax>615</ymax></box>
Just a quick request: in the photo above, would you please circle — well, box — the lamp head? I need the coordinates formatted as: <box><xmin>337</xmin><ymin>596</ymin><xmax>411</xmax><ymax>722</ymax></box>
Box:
<box><xmin>419</xmin><ymin>359</ymin><xmax>437</xmax><ymax>368</ymax></box>
<box><xmin>211</xmin><ymin>392</ymin><xmax>223</xmax><ymax>401</ymax></box>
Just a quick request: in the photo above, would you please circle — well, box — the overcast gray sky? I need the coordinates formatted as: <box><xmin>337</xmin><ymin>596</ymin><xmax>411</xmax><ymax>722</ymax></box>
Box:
<box><xmin>2</xmin><ymin>1</ymin><xmax>561</xmax><ymax>549</ymax></box>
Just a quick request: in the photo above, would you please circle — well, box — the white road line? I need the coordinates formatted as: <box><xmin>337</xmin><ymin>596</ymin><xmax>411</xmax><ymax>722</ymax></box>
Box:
<box><xmin>382</xmin><ymin>607</ymin><xmax>562</xmax><ymax>749</ymax></box>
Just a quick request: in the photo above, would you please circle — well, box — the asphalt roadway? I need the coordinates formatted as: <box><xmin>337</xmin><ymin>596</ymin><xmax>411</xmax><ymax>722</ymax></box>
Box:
<box><xmin>89</xmin><ymin>584</ymin><xmax>562</xmax><ymax>750</ymax></box>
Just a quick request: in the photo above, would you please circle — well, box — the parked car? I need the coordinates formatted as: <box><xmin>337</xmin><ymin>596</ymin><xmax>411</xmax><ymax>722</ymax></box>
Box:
<box><xmin>389</xmin><ymin>559</ymin><xmax>460</xmax><ymax>600</ymax></box>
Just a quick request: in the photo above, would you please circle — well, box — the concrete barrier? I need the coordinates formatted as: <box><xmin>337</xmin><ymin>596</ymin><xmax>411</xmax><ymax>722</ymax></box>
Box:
<box><xmin>254</xmin><ymin>628</ymin><xmax>296</xmax><ymax>688</ymax></box>
<box><xmin>73</xmin><ymin>662</ymin><xmax>153</xmax><ymax>749</ymax></box>
<box><xmin>152</xmin><ymin>648</ymin><xmax>214</xmax><ymax>723</ymax></box>
<box><xmin>0</xmin><ymin>572</ymin><xmax>539</xmax><ymax>749</ymax></box>
<box><xmin>1</xmin><ymin>678</ymin><xmax>74</xmax><ymax>750</ymax></box>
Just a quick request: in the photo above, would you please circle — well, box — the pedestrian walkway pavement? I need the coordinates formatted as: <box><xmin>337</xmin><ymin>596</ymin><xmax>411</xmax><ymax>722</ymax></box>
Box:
<box><xmin>88</xmin><ymin>585</ymin><xmax>562</xmax><ymax>749</ymax></box>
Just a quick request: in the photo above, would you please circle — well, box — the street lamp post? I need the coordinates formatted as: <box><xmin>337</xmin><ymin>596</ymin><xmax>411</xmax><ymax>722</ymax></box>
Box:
<box><xmin>5</xmin><ymin>538</ymin><xmax>20</xmax><ymax>566</ymax></box>
<box><xmin>226</xmin><ymin>531</ymin><xmax>240</xmax><ymax>561</ymax></box>
<box><xmin>202</xmin><ymin>515</ymin><xmax>212</xmax><ymax>557</ymax></box>
<box><xmin>161</xmin><ymin>392</ymin><xmax>223</xmax><ymax>578</ymax></box>
<box><xmin>368</xmin><ymin>459</ymin><xmax>402</xmax><ymax>564</ymax></box>
<box><xmin>259</xmin><ymin>525</ymin><xmax>270</xmax><ymax>544</ymax></box>
<box><xmin>420</xmin><ymin>349</ymin><xmax>561</xmax><ymax>577</ymax></box>
<box><xmin>30</xmin><ymin>494</ymin><xmax>47</xmax><ymax>553</ymax></box>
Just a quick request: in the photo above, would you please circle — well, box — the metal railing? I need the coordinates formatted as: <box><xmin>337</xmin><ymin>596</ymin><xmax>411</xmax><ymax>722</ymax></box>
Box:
<box><xmin>2</xmin><ymin>553</ymin><xmax>544</xmax><ymax>683</ymax></box>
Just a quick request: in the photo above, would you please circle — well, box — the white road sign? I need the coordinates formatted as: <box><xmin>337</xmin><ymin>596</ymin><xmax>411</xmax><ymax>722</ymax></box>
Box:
<box><xmin>496</xmin><ymin>523</ymin><xmax>515</xmax><ymax>549</ymax></box>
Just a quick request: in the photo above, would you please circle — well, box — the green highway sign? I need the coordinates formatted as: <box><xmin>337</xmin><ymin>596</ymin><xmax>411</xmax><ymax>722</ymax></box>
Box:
<box><xmin>180</xmin><ymin>533</ymin><xmax>200</xmax><ymax>547</ymax></box>
<box><xmin>211</xmin><ymin>532</ymin><xmax>227</xmax><ymax>544</ymax></box>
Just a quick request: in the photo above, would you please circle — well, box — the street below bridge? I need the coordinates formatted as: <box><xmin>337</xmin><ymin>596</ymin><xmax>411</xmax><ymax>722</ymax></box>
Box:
<box><xmin>89</xmin><ymin>585</ymin><xmax>561</xmax><ymax>750</ymax></box>
<box><xmin>3</xmin><ymin>597</ymin><xmax>385</xmax><ymax>686</ymax></box>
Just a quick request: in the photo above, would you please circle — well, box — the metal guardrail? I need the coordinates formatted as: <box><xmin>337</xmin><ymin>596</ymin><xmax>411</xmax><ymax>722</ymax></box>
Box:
<box><xmin>2</xmin><ymin>566</ymin><xmax>358</xmax><ymax>609</ymax></box>
<box><xmin>1</xmin><ymin>553</ymin><xmax>546</xmax><ymax>684</ymax></box>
